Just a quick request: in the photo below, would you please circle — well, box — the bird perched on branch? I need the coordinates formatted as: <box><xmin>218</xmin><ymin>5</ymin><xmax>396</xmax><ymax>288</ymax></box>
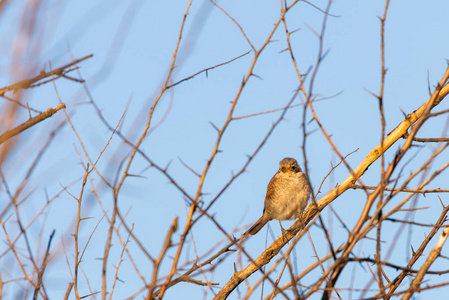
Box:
<box><xmin>248</xmin><ymin>157</ymin><xmax>312</xmax><ymax>236</ymax></box>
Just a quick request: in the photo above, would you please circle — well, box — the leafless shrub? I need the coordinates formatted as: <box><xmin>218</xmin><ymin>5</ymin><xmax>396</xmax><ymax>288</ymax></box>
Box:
<box><xmin>1</xmin><ymin>1</ymin><xmax>449</xmax><ymax>300</ymax></box>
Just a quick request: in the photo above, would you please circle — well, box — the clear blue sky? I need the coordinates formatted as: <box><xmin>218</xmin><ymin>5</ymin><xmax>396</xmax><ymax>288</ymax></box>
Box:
<box><xmin>1</xmin><ymin>0</ymin><xmax>449</xmax><ymax>299</ymax></box>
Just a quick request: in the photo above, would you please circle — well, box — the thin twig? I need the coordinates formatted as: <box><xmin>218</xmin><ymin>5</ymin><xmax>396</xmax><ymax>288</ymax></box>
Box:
<box><xmin>0</xmin><ymin>103</ymin><xmax>66</xmax><ymax>145</ymax></box>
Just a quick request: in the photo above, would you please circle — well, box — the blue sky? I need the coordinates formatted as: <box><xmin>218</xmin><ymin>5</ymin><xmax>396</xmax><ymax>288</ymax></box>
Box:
<box><xmin>1</xmin><ymin>0</ymin><xmax>449</xmax><ymax>299</ymax></box>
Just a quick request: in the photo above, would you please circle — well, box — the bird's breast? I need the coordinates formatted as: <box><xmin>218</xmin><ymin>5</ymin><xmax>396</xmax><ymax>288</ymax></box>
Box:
<box><xmin>264</xmin><ymin>172</ymin><xmax>311</xmax><ymax>220</ymax></box>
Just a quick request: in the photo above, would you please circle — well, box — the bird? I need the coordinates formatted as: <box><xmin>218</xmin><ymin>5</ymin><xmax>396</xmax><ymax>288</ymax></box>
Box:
<box><xmin>248</xmin><ymin>157</ymin><xmax>312</xmax><ymax>236</ymax></box>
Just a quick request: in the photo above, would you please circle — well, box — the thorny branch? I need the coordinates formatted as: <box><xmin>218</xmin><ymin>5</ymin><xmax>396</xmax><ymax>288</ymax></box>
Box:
<box><xmin>3</xmin><ymin>2</ymin><xmax>449</xmax><ymax>300</ymax></box>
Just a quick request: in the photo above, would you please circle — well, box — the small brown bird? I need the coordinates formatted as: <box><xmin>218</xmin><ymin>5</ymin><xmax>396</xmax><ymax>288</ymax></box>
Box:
<box><xmin>248</xmin><ymin>157</ymin><xmax>312</xmax><ymax>236</ymax></box>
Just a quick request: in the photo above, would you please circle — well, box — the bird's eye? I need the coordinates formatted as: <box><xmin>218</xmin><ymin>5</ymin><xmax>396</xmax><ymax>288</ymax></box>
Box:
<box><xmin>291</xmin><ymin>166</ymin><xmax>297</xmax><ymax>170</ymax></box>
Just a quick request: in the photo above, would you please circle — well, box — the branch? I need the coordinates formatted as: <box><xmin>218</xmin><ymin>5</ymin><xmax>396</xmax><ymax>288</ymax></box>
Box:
<box><xmin>351</xmin><ymin>185</ymin><xmax>449</xmax><ymax>194</ymax></box>
<box><xmin>382</xmin><ymin>203</ymin><xmax>449</xmax><ymax>297</ymax></box>
<box><xmin>0</xmin><ymin>103</ymin><xmax>66</xmax><ymax>144</ymax></box>
<box><xmin>0</xmin><ymin>54</ymin><xmax>93</xmax><ymax>95</ymax></box>
<box><xmin>401</xmin><ymin>226</ymin><xmax>449</xmax><ymax>300</ymax></box>
<box><xmin>214</xmin><ymin>68</ymin><xmax>449</xmax><ymax>300</ymax></box>
<box><xmin>310</xmin><ymin>78</ymin><xmax>449</xmax><ymax>215</ymax></box>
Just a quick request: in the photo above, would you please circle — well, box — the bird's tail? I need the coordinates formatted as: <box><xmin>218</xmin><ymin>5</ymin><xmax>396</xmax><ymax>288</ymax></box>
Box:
<box><xmin>248</xmin><ymin>216</ymin><xmax>268</xmax><ymax>235</ymax></box>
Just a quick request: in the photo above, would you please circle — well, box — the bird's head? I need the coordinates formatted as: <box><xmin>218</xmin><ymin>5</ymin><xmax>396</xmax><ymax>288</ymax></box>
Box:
<box><xmin>279</xmin><ymin>157</ymin><xmax>301</xmax><ymax>173</ymax></box>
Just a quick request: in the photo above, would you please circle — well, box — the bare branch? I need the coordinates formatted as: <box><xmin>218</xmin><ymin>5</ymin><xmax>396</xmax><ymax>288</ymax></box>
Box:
<box><xmin>0</xmin><ymin>103</ymin><xmax>66</xmax><ymax>144</ymax></box>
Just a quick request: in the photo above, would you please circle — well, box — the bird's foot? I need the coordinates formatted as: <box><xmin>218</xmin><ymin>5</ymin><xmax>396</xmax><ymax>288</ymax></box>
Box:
<box><xmin>299</xmin><ymin>217</ymin><xmax>304</xmax><ymax>230</ymax></box>
<box><xmin>278</xmin><ymin>220</ymin><xmax>289</xmax><ymax>242</ymax></box>
<box><xmin>281</xmin><ymin>228</ymin><xmax>289</xmax><ymax>242</ymax></box>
